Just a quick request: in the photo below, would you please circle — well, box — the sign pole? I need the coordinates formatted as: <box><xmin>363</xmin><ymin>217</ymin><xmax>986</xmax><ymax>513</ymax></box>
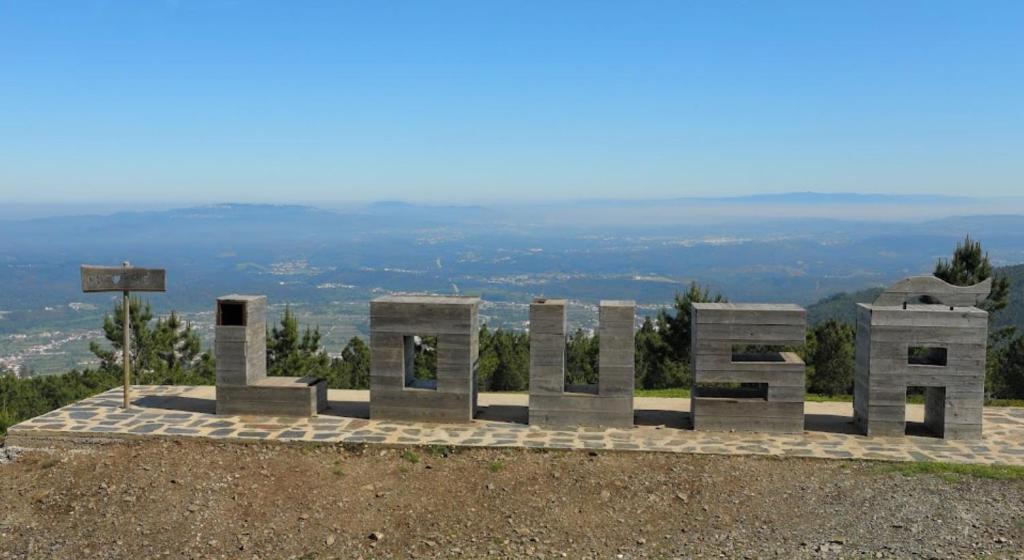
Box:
<box><xmin>122</xmin><ymin>261</ymin><xmax>131</xmax><ymax>409</ymax></box>
<box><xmin>80</xmin><ymin>261</ymin><xmax>166</xmax><ymax>411</ymax></box>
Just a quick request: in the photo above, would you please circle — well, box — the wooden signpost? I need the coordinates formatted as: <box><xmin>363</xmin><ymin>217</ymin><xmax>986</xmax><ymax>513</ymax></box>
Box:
<box><xmin>80</xmin><ymin>262</ymin><xmax>167</xmax><ymax>409</ymax></box>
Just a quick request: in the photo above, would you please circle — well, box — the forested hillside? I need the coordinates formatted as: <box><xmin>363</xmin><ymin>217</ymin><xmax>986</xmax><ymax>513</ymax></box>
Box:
<box><xmin>806</xmin><ymin>288</ymin><xmax>882</xmax><ymax>326</ymax></box>
<box><xmin>995</xmin><ymin>264</ymin><xmax>1024</xmax><ymax>331</ymax></box>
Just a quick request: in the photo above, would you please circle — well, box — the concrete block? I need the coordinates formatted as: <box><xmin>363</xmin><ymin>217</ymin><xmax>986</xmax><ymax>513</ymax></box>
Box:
<box><xmin>690</xmin><ymin>303</ymin><xmax>807</xmax><ymax>434</ymax></box>
<box><xmin>215</xmin><ymin>295</ymin><xmax>326</xmax><ymax>418</ymax></box>
<box><xmin>854</xmin><ymin>302</ymin><xmax>987</xmax><ymax>440</ymax></box>
<box><xmin>369</xmin><ymin>295</ymin><xmax>480</xmax><ymax>423</ymax></box>
<box><xmin>527</xmin><ymin>299</ymin><xmax>636</xmax><ymax>428</ymax></box>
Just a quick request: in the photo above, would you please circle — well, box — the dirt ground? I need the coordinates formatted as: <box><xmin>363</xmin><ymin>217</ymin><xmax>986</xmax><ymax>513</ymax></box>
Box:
<box><xmin>1</xmin><ymin>440</ymin><xmax>1022</xmax><ymax>559</ymax></box>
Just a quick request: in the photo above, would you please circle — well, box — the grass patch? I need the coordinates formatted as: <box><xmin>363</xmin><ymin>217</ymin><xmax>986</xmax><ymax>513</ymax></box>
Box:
<box><xmin>400</xmin><ymin>449</ymin><xmax>420</xmax><ymax>464</ymax></box>
<box><xmin>875</xmin><ymin>461</ymin><xmax>1024</xmax><ymax>482</ymax></box>
<box><xmin>488</xmin><ymin>460</ymin><xmax>505</xmax><ymax>473</ymax></box>
<box><xmin>805</xmin><ymin>393</ymin><xmax>854</xmax><ymax>402</ymax></box>
<box><xmin>428</xmin><ymin>444</ymin><xmax>452</xmax><ymax>458</ymax></box>
<box><xmin>986</xmin><ymin>398</ymin><xmax>1024</xmax><ymax>407</ymax></box>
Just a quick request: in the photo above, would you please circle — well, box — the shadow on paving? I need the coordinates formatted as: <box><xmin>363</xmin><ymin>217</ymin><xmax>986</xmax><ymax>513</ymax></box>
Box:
<box><xmin>634</xmin><ymin>409</ymin><xmax>690</xmax><ymax>430</ymax></box>
<box><xmin>803</xmin><ymin>413</ymin><xmax>860</xmax><ymax>435</ymax></box>
<box><xmin>321</xmin><ymin>400</ymin><xmax>370</xmax><ymax>419</ymax></box>
<box><xmin>131</xmin><ymin>392</ymin><xmax>948</xmax><ymax>441</ymax></box>
<box><xmin>134</xmin><ymin>395</ymin><xmax>215</xmax><ymax>415</ymax></box>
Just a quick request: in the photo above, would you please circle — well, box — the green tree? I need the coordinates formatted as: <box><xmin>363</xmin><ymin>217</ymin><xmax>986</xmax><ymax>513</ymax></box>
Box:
<box><xmin>1</xmin><ymin>368</ymin><xmax>120</xmax><ymax>436</ymax></box>
<box><xmin>488</xmin><ymin>329</ymin><xmax>529</xmax><ymax>391</ymax></box>
<box><xmin>340</xmin><ymin>336</ymin><xmax>371</xmax><ymax>389</ymax></box>
<box><xmin>412</xmin><ymin>335</ymin><xmax>438</xmax><ymax>381</ymax></box>
<box><xmin>323</xmin><ymin>336</ymin><xmax>372</xmax><ymax>390</ymax></box>
<box><xmin>934</xmin><ymin>234</ymin><xmax>1010</xmax><ymax>315</ymax></box>
<box><xmin>806</xmin><ymin>319</ymin><xmax>855</xmax><ymax>395</ymax></box>
<box><xmin>89</xmin><ymin>297</ymin><xmax>213</xmax><ymax>385</ymax></box>
<box><xmin>267</xmin><ymin>306</ymin><xmax>331</xmax><ymax>378</ymax></box>
<box><xmin>657</xmin><ymin>282</ymin><xmax>726</xmax><ymax>365</ymax></box>
<box><xmin>565</xmin><ymin>328</ymin><xmax>599</xmax><ymax>385</ymax></box>
<box><xmin>477</xmin><ymin>325</ymin><xmax>500</xmax><ymax>389</ymax></box>
<box><xmin>629</xmin><ymin>282</ymin><xmax>725</xmax><ymax>389</ymax></box>
<box><xmin>990</xmin><ymin>335</ymin><xmax>1024</xmax><ymax>399</ymax></box>
<box><xmin>635</xmin><ymin>317</ymin><xmax>684</xmax><ymax>389</ymax></box>
<box><xmin>935</xmin><ymin>235</ymin><xmax>1018</xmax><ymax>398</ymax></box>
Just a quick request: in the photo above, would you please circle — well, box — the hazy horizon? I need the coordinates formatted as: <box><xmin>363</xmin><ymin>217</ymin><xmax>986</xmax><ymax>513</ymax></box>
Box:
<box><xmin>3</xmin><ymin>191</ymin><xmax>1024</xmax><ymax>222</ymax></box>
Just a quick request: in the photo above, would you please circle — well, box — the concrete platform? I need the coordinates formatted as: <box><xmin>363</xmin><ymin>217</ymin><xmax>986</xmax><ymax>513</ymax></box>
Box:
<box><xmin>6</xmin><ymin>386</ymin><xmax>1024</xmax><ymax>465</ymax></box>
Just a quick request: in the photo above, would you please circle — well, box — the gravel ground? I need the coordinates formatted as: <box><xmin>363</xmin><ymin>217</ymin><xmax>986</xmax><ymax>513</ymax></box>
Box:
<box><xmin>0</xmin><ymin>440</ymin><xmax>1022</xmax><ymax>559</ymax></box>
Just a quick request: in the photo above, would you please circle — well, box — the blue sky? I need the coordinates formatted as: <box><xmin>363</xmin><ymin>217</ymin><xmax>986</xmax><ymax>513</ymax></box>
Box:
<box><xmin>1</xmin><ymin>1</ymin><xmax>1022</xmax><ymax>206</ymax></box>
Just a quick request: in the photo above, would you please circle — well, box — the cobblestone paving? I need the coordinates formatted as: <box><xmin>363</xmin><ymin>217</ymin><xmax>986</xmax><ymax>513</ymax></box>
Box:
<box><xmin>7</xmin><ymin>386</ymin><xmax>1024</xmax><ymax>465</ymax></box>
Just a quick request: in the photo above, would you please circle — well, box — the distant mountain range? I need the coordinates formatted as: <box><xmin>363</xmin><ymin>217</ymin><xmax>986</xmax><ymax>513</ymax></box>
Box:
<box><xmin>546</xmin><ymin>191</ymin><xmax>985</xmax><ymax>207</ymax></box>
<box><xmin>5</xmin><ymin>191</ymin><xmax>1024</xmax><ymax>223</ymax></box>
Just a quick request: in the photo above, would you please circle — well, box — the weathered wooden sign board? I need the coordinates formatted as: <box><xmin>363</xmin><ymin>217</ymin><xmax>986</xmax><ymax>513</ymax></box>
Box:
<box><xmin>80</xmin><ymin>262</ymin><xmax>167</xmax><ymax>409</ymax></box>
<box><xmin>81</xmin><ymin>265</ymin><xmax>166</xmax><ymax>293</ymax></box>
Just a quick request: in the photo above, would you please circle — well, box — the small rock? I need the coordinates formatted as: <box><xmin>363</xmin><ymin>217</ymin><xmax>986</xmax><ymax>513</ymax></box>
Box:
<box><xmin>369</xmin><ymin>532</ymin><xmax>384</xmax><ymax>542</ymax></box>
<box><xmin>326</xmin><ymin>535</ymin><xmax>336</xmax><ymax>546</ymax></box>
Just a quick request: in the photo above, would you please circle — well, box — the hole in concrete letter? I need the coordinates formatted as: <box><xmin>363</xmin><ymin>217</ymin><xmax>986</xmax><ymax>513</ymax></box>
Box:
<box><xmin>564</xmin><ymin>327</ymin><xmax>598</xmax><ymax>393</ymax></box>
<box><xmin>693</xmin><ymin>382</ymin><xmax>768</xmax><ymax>400</ymax></box>
<box><xmin>908</xmin><ymin>346</ymin><xmax>947</xmax><ymax>367</ymax></box>
<box><xmin>403</xmin><ymin>335</ymin><xmax>438</xmax><ymax>390</ymax></box>
<box><xmin>731</xmin><ymin>344</ymin><xmax>788</xmax><ymax>363</ymax></box>
<box><xmin>905</xmin><ymin>386</ymin><xmax>945</xmax><ymax>438</ymax></box>
<box><xmin>218</xmin><ymin>302</ymin><xmax>246</xmax><ymax>326</ymax></box>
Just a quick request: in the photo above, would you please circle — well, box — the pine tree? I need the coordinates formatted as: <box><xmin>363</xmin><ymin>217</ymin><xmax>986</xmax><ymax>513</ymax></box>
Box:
<box><xmin>477</xmin><ymin>325</ymin><xmax>500</xmax><ymax>389</ymax></box>
<box><xmin>635</xmin><ymin>317</ymin><xmax>679</xmax><ymax>389</ymax></box>
<box><xmin>993</xmin><ymin>336</ymin><xmax>1024</xmax><ymax>399</ymax></box>
<box><xmin>489</xmin><ymin>329</ymin><xmax>529</xmax><ymax>391</ymax></box>
<box><xmin>267</xmin><ymin>305</ymin><xmax>331</xmax><ymax>378</ymax></box>
<box><xmin>807</xmin><ymin>319</ymin><xmax>855</xmax><ymax>395</ymax></box>
<box><xmin>934</xmin><ymin>235</ymin><xmax>1019</xmax><ymax>398</ymax></box>
<box><xmin>934</xmin><ymin>234</ymin><xmax>1010</xmax><ymax>314</ymax></box>
<box><xmin>565</xmin><ymin>328</ymin><xmax>599</xmax><ymax>385</ymax></box>
<box><xmin>340</xmin><ymin>336</ymin><xmax>371</xmax><ymax>389</ymax></box>
<box><xmin>412</xmin><ymin>336</ymin><xmax>438</xmax><ymax>381</ymax></box>
<box><xmin>89</xmin><ymin>297</ymin><xmax>213</xmax><ymax>385</ymax></box>
<box><xmin>657</xmin><ymin>282</ymin><xmax>726</xmax><ymax>365</ymax></box>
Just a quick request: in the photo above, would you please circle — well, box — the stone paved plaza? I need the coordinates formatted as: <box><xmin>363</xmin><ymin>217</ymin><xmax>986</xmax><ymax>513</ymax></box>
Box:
<box><xmin>6</xmin><ymin>385</ymin><xmax>1024</xmax><ymax>465</ymax></box>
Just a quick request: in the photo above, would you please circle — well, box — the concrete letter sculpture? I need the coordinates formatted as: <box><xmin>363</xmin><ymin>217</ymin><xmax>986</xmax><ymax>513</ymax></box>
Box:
<box><xmin>690</xmin><ymin>303</ymin><xmax>807</xmax><ymax>433</ymax></box>
<box><xmin>854</xmin><ymin>277</ymin><xmax>989</xmax><ymax>439</ymax></box>
<box><xmin>873</xmin><ymin>275</ymin><xmax>992</xmax><ymax>307</ymax></box>
<box><xmin>215</xmin><ymin>295</ymin><xmax>327</xmax><ymax>416</ymax></box>
<box><xmin>369</xmin><ymin>295</ymin><xmax>480</xmax><ymax>423</ymax></box>
<box><xmin>528</xmin><ymin>299</ymin><xmax>635</xmax><ymax>428</ymax></box>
